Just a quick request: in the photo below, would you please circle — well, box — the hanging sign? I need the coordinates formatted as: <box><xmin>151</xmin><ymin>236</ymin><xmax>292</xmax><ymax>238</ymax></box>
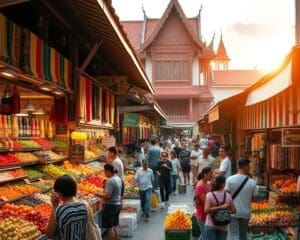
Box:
<box><xmin>123</xmin><ymin>113</ymin><xmax>139</xmax><ymax>127</ymax></box>
<box><xmin>282</xmin><ymin>128</ymin><xmax>300</xmax><ymax>147</ymax></box>
<box><xmin>94</xmin><ymin>76</ymin><xmax>127</xmax><ymax>95</ymax></box>
<box><xmin>70</xmin><ymin>144</ymin><xmax>85</xmax><ymax>163</ymax></box>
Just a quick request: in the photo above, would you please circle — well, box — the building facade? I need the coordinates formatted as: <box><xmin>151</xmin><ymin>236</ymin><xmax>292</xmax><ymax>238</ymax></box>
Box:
<box><xmin>122</xmin><ymin>0</ymin><xmax>215</xmax><ymax>127</ymax></box>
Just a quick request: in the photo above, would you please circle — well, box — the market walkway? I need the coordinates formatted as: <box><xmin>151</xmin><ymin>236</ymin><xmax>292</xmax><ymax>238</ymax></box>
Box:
<box><xmin>128</xmin><ymin>185</ymin><xmax>194</xmax><ymax>240</ymax></box>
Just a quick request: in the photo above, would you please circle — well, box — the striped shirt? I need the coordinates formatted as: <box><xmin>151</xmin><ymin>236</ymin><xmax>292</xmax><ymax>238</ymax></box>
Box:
<box><xmin>55</xmin><ymin>202</ymin><xmax>88</xmax><ymax>240</ymax></box>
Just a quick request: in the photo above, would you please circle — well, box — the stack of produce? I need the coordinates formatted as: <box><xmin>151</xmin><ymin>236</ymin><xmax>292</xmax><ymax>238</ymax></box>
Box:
<box><xmin>84</xmin><ymin>150</ymin><xmax>97</xmax><ymax>160</ymax></box>
<box><xmin>86</xmin><ymin>176</ymin><xmax>105</xmax><ymax>188</ymax></box>
<box><xmin>17</xmin><ymin>140</ymin><xmax>40</xmax><ymax>149</ymax></box>
<box><xmin>14</xmin><ymin>152</ymin><xmax>39</xmax><ymax>163</ymax></box>
<box><xmin>87</xmin><ymin>144</ymin><xmax>106</xmax><ymax>156</ymax></box>
<box><xmin>124</xmin><ymin>175</ymin><xmax>134</xmax><ymax>185</ymax></box>
<box><xmin>51</xmin><ymin>139</ymin><xmax>68</xmax><ymax>148</ymax></box>
<box><xmin>56</xmin><ymin>165</ymin><xmax>78</xmax><ymax>179</ymax></box>
<box><xmin>34</xmin><ymin>139</ymin><xmax>54</xmax><ymax>148</ymax></box>
<box><xmin>271</xmin><ymin>177</ymin><xmax>297</xmax><ymax>195</ymax></box>
<box><xmin>31</xmin><ymin>181</ymin><xmax>52</xmax><ymax>191</ymax></box>
<box><xmin>251</xmin><ymin>200</ymin><xmax>289</xmax><ymax>213</ymax></box>
<box><xmin>250</xmin><ymin>210</ymin><xmax>297</xmax><ymax>227</ymax></box>
<box><xmin>34</xmin><ymin>203</ymin><xmax>52</xmax><ymax>219</ymax></box>
<box><xmin>0</xmin><ymin>217</ymin><xmax>41</xmax><ymax>239</ymax></box>
<box><xmin>251</xmin><ymin>230</ymin><xmax>289</xmax><ymax>240</ymax></box>
<box><xmin>123</xmin><ymin>185</ymin><xmax>140</xmax><ymax>199</ymax></box>
<box><xmin>78</xmin><ymin>182</ymin><xmax>103</xmax><ymax>195</ymax></box>
<box><xmin>9</xmin><ymin>168</ymin><xmax>27</xmax><ymax>178</ymax></box>
<box><xmin>62</xmin><ymin>161</ymin><xmax>96</xmax><ymax>176</ymax></box>
<box><xmin>0</xmin><ymin>186</ymin><xmax>22</xmax><ymax>200</ymax></box>
<box><xmin>41</xmin><ymin>164</ymin><xmax>72</xmax><ymax>179</ymax></box>
<box><xmin>1</xmin><ymin>204</ymin><xmax>34</xmax><ymax>217</ymax></box>
<box><xmin>0</xmin><ymin>153</ymin><xmax>20</xmax><ymax>167</ymax></box>
<box><xmin>11</xmin><ymin>140</ymin><xmax>23</xmax><ymax>150</ymax></box>
<box><xmin>43</xmin><ymin>150</ymin><xmax>65</xmax><ymax>161</ymax></box>
<box><xmin>34</xmin><ymin>193</ymin><xmax>51</xmax><ymax>205</ymax></box>
<box><xmin>24</xmin><ymin>168</ymin><xmax>43</xmax><ymax>180</ymax></box>
<box><xmin>14</xmin><ymin>195</ymin><xmax>44</xmax><ymax>207</ymax></box>
<box><xmin>10</xmin><ymin>185</ymin><xmax>39</xmax><ymax>195</ymax></box>
<box><xmin>164</xmin><ymin>210</ymin><xmax>192</xmax><ymax>229</ymax></box>
<box><xmin>0</xmin><ymin>171</ymin><xmax>14</xmax><ymax>182</ymax></box>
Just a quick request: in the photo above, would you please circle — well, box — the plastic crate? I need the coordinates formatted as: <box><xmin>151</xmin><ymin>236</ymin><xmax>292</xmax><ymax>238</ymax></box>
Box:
<box><xmin>164</xmin><ymin>229</ymin><xmax>190</xmax><ymax>240</ymax></box>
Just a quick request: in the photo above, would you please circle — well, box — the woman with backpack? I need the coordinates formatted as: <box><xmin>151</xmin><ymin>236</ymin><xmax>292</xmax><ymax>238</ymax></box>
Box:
<box><xmin>194</xmin><ymin>167</ymin><xmax>213</xmax><ymax>240</ymax></box>
<box><xmin>204</xmin><ymin>175</ymin><xmax>236</xmax><ymax>240</ymax></box>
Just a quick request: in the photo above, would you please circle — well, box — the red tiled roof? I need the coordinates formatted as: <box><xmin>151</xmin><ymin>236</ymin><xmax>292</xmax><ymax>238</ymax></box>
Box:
<box><xmin>121</xmin><ymin>18</ymin><xmax>199</xmax><ymax>50</ymax></box>
<box><xmin>215</xmin><ymin>37</ymin><xmax>230</xmax><ymax>61</ymax></box>
<box><xmin>213</xmin><ymin>70</ymin><xmax>264</xmax><ymax>86</ymax></box>
<box><xmin>121</xmin><ymin>21</ymin><xmax>143</xmax><ymax>50</ymax></box>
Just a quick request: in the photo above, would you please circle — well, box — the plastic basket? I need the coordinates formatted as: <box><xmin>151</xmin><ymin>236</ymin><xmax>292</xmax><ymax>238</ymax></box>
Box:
<box><xmin>164</xmin><ymin>229</ymin><xmax>191</xmax><ymax>240</ymax></box>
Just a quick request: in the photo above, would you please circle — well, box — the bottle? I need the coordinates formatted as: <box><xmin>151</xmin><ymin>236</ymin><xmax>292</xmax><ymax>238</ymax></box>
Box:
<box><xmin>31</xmin><ymin>118</ymin><xmax>36</xmax><ymax>137</ymax></box>
<box><xmin>36</xmin><ymin>119</ymin><xmax>40</xmax><ymax>138</ymax></box>
<box><xmin>48</xmin><ymin>121</ymin><xmax>53</xmax><ymax>138</ymax></box>
<box><xmin>18</xmin><ymin>117</ymin><xmax>23</xmax><ymax>137</ymax></box>
<box><xmin>39</xmin><ymin>119</ymin><xmax>45</xmax><ymax>138</ymax></box>
<box><xmin>6</xmin><ymin>115</ymin><xmax>11</xmax><ymax>137</ymax></box>
<box><xmin>3</xmin><ymin>115</ymin><xmax>8</xmax><ymax>137</ymax></box>
<box><xmin>11</xmin><ymin>115</ymin><xmax>18</xmax><ymax>138</ymax></box>
<box><xmin>26</xmin><ymin>117</ymin><xmax>30</xmax><ymax>137</ymax></box>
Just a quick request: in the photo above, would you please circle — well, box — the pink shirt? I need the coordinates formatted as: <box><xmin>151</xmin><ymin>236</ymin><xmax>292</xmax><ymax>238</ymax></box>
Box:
<box><xmin>205</xmin><ymin>191</ymin><xmax>233</xmax><ymax>232</ymax></box>
<box><xmin>195</xmin><ymin>181</ymin><xmax>211</xmax><ymax>220</ymax></box>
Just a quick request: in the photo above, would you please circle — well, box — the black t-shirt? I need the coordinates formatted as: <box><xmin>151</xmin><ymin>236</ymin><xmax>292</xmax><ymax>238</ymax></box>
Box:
<box><xmin>179</xmin><ymin>151</ymin><xmax>191</xmax><ymax>166</ymax></box>
<box><xmin>173</xmin><ymin>147</ymin><xmax>182</xmax><ymax>158</ymax></box>
<box><xmin>157</xmin><ymin>160</ymin><xmax>173</xmax><ymax>179</ymax></box>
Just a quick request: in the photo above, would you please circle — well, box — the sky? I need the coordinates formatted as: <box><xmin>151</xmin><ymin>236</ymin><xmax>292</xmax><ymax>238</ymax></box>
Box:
<box><xmin>112</xmin><ymin>0</ymin><xmax>295</xmax><ymax>71</ymax></box>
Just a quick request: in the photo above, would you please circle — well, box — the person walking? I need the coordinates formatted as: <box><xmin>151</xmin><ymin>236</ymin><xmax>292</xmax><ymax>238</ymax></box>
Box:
<box><xmin>179</xmin><ymin>144</ymin><xmax>191</xmax><ymax>185</ymax></box>
<box><xmin>173</xmin><ymin>141</ymin><xmax>182</xmax><ymax>158</ymax></box>
<box><xmin>169</xmin><ymin>150</ymin><xmax>180</xmax><ymax>195</ymax></box>
<box><xmin>134</xmin><ymin>159</ymin><xmax>154</xmax><ymax>219</ymax></box>
<box><xmin>226</xmin><ymin>158</ymin><xmax>258</xmax><ymax>240</ymax></box>
<box><xmin>157</xmin><ymin>151</ymin><xmax>173</xmax><ymax>208</ymax></box>
<box><xmin>215</xmin><ymin>146</ymin><xmax>232</xmax><ymax>178</ymax></box>
<box><xmin>107</xmin><ymin>146</ymin><xmax>124</xmax><ymax>180</ymax></box>
<box><xmin>191</xmin><ymin>143</ymin><xmax>202</xmax><ymax>186</ymax></box>
<box><xmin>46</xmin><ymin>175</ymin><xmax>90</xmax><ymax>240</ymax></box>
<box><xmin>204</xmin><ymin>175</ymin><xmax>236</xmax><ymax>240</ymax></box>
<box><xmin>97</xmin><ymin>164</ymin><xmax>122</xmax><ymax>240</ymax></box>
<box><xmin>147</xmin><ymin>139</ymin><xmax>161</xmax><ymax>189</ymax></box>
<box><xmin>197</xmin><ymin>146</ymin><xmax>215</xmax><ymax>175</ymax></box>
<box><xmin>194</xmin><ymin>167</ymin><xmax>213</xmax><ymax>240</ymax></box>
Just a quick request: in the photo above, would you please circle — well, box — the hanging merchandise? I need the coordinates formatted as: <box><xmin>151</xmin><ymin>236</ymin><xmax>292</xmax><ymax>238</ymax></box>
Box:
<box><xmin>11</xmin><ymin>85</ymin><xmax>20</xmax><ymax>114</ymax></box>
<box><xmin>0</xmin><ymin>14</ymin><xmax>22</xmax><ymax>67</ymax></box>
<box><xmin>49</xmin><ymin>96</ymin><xmax>68</xmax><ymax>125</ymax></box>
<box><xmin>1</xmin><ymin>84</ymin><xmax>13</xmax><ymax>114</ymax></box>
<box><xmin>92</xmin><ymin>84</ymin><xmax>100</xmax><ymax>120</ymax></box>
<box><xmin>85</xmin><ymin>79</ymin><xmax>92</xmax><ymax>122</ymax></box>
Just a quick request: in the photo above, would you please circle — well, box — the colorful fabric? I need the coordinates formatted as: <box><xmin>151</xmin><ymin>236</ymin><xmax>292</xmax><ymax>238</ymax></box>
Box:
<box><xmin>0</xmin><ymin>14</ymin><xmax>21</xmax><ymax>67</ymax></box>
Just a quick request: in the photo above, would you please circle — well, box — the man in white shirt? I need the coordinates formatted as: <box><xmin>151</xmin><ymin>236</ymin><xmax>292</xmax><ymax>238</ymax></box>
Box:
<box><xmin>190</xmin><ymin>144</ymin><xmax>202</xmax><ymax>185</ymax></box>
<box><xmin>216</xmin><ymin>145</ymin><xmax>232</xmax><ymax>178</ymax></box>
<box><xmin>225</xmin><ymin>158</ymin><xmax>258</xmax><ymax>240</ymax></box>
<box><xmin>196</xmin><ymin>146</ymin><xmax>215</xmax><ymax>175</ymax></box>
<box><xmin>135</xmin><ymin>159</ymin><xmax>154</xmax><ymax>219</ymax></box>
<box><xmin>108</xmin><ymin>146</ymin><xmax>124</xmax><ymax>180</ymax></box>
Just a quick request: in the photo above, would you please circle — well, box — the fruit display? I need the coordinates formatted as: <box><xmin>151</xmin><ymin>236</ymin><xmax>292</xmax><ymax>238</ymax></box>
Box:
<box><xmin>71</xmin><ymin>131</ymin><xmax>88</xmax><ymax>140</ymax></box>
<box><xmin>123</xmin><ymin>185</ymin><xmax>139</xmax><ymax>199</ymax></box>
<box><xmin>34</xmin><ymin>203</ymin><xmax>52</xmax><ymax>219</ymax></box>
<box><xmin>124</xmin><ymin>174</ymin><xmax>134</xmax><ymax>185</ymax></box>
<box><xmin>84</xmin><ymin>150</ymin><xmax>97</xmax><ymax>160</ymax></box>
<box><xmin>34</xmin><ymin>139</ymin><xmax>54</xmax><ymax>148</ymax></box>
<box><xmin>24</xmin><ymin>211</ymin><xmax>48</xmax><ymax>233</ymax></box>
<box><xmin>251</xmin><ymin>200</ymin><xmax>289</xmax><ymax>213</ymax></box>
<box><xmin>78</xmin><ymin>182</ymin><xmax>101</xmax><ymax>195</ymax></box>
<box><xmin>10</xmin><ymin>185</ymin><xmax>39</xmax><ymax>195</ymax></box>
<box><xmin>271</xmin><ymin>176</ymin><xmax>297</xmax><ymax>195</ymax></box>
<box><xmin>0</xmin><ymin>153</ymin><xmax>21</xmax><ymax>167</ymax></box>
<box><xmin>86</xmin><ymin>175</ymin><xmax>105</xmax><ymax>188</ymax></box>
<box><xmin>17</xmin><ymin>140</ymin><xmax>40</xmax><ymax>149</ymax></box>
<box><xmin>31</xmin><ymin>181</ymin><xmax>52</xmax><ymax>191</ymax></box>
<box><xmin>251</xmin><ymin>230</ymin><xmax>289</xmax><ymax>240</ymax></box>
<box><xmin>0</xmin><ymin>186</ymin><xmax>22</xmax><ymax>200</ymax></box>
<box><xmin>0</xmin><ymin>217</ymin><xmax>41</xmax><ymax>239</ymax></box>
<box><xmin>43</xmin><ymin>150</ymin><xmax>65</xmax><ymax>161</ymax></box>
<box><xmin>41</xmin><ymin>164</ymin><xmax>78</xmax><ymax>179</ymax></box>
<box><xmin>51</xmin><ymin>139</ymin><xmax>68</xmax><ymax>148</ymax></box>
<box><xmin>1</xmin><ymin>204</ymin><xmax>34</xmax><ymax>217</ymax></box>
<box><xmin>87</xmin><ymin>143</ymin><xmax>106</xmax><ymax>156</ymax></box>
<box><xmin>34</xmin><ymin>193</ymin><xmax>51</xmax><ymax>205</ymax></box>
<box><xmin>62</xmin><ymin>161</ymin><xmax>97</xmax><ymax>176</ymax></box>
<box><xmin>14</xmin><ymin>195</ymin><xmax>44</xmax><ymax>207</ymax></box>
<box><xmin>0</xmin><ymin>171</ymin><xmax>14</xmax><ymax>182</ymax></box>
<box><xmin>164</xmin><ymin>210</ymin><xmax>192</xmax><ymax>229</ymax></box>
<box><xmin>24</xmin><ymin>168</ymin><xmax>43</xmax><ymax>180</ymax></box>
<box><xmin>14</xmin><ymin>152</ymin><xmax>39</xmax><ymax>163</ymax></box>
<box><xmin>11</xmin><ymin>140</ymin><xmax>23</xmax><ymax>150</ymax></box>
<box><xmin>250</xmin><ymin>210</ymin><xmax>297</xmax><ymax>227</ymax></box>
<box><xmin>9</xmin><ymin>169</ymin><xmax>27</xmax><ymax>178</ymax></box>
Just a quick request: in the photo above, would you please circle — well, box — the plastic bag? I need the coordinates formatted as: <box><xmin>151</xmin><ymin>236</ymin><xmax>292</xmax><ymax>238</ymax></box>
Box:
<box><xmin>150</xmin><ymin>193</ymin><xmax>159</xmax><ymax>209</ymax></box>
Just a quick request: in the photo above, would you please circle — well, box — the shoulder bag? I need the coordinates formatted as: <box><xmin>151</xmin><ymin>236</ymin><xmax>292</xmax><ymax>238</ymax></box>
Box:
<box><xmin>83</xmin><ymin>201</ymin><xmax>102</xmax><ymax>240</ymax></box>
<box><xmin>211</xmin><ymin>192</ymin><xmax>231</xmax><ymax>226</ymax></box>
<box><xmin>232</xmin><ymin>176</ymin><xmax>249</xmax><ymax>200</ymax></box>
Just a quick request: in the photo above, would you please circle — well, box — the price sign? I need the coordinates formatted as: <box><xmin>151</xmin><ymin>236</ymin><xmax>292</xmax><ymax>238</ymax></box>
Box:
<box><xmin>102</xmin><ymin>137</ymin><xmax>116</xmax><ymax>148</ymax></box>
<box><xmin>70</xmin><ymin>144</ymin><xmax>85</xmax><ymax>163</ymax></box>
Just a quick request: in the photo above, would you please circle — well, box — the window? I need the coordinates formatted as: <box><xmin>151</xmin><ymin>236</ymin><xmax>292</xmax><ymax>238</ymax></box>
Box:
<box><xmin>157</xmin><ymin>99</ymin><xmax>189</xmax><ymax>115</ymax></box>
<box><xmin>155</xmin><ymin>61</ymin><xmax>189</xmax><ymax>80</ymax></box>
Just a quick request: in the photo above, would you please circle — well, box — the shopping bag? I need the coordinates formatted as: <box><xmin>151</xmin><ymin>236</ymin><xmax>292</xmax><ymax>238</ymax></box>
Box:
<box><xmin>83</xmin><ymin>201</ymin><xmax>102</xmax><ymax>240</ymax></box>
<box><xmin>150</xmin><ymin>193</ymin><xmax>159</xmax><ymax>209</ymax></box>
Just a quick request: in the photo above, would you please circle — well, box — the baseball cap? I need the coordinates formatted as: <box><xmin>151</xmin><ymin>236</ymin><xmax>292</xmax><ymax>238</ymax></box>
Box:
<box><xmin>116</xmin><ymin>146</ymin><xmax>123</xmax><ymax>153</ymax></box>
<box><xmin>237</xmin><ymin>158</ymin><xmax>251</xmax><ymax>167</ymax></box>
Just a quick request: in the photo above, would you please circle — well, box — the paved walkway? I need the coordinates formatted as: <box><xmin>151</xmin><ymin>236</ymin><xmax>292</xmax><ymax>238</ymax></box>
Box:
<box><xmin>128</xmin><ymin>185</ymin><xmax>195</xmax><ymax>240</ymax></box>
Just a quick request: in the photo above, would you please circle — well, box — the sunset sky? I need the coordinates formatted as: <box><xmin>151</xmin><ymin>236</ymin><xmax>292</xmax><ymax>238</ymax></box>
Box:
<box><xmin>112</xmin><ymin>0</ymin><xmax>295</xmax><ymax>72</ymax></box>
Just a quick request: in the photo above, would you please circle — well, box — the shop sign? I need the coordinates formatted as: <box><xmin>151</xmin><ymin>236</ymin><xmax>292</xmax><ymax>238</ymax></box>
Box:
<box><xmin>102</xmin><ymin>137</ymin><xmax>116</xmax><ymax>148</ymax></box>
<box><xmin>70</xmin><ymin>144</ymin><xmax>85</xmax><ymax>163</ymax></box>
<box><xmin>282</xmin><ymin>128</ymin><xmax>300</xmax><ymax>147</ymax></box>
<box><xmin>208</xmin><ymin>107</ymin><xmax>219</xmax><ymax>123</ymax></box>
<box><xmin>160</xmin><ymin>117</ymin><xmax>167</xmax><ymax>126</ymax></box>
<box><xmin>123</xmin><ymin>113</ymin><xmax>139</xmax><ymax>127</ymax></box>
<box><xmin>56</xmin><ymin>124</ymin><xmax>68</xmax><ymax>135</ymax></box>
<box><xmin>95</xmin><ymin>76</ymin><xmax>127</xmax><ymax>95</ymax></box>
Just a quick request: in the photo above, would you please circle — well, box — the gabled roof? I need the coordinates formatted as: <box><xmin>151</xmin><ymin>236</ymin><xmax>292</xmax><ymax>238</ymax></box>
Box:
<box><xmin>213</xmin><ymin>70</ymin><xmax>264</xmax><ymax>87</ymax></box>
<box><xmin>137</xmin><ymin>0</ymin><xmax>214</xmax><ymax>57</ymax></box>
<box><xmin>215</xmin><ymin>35</ymin><xmax>230</xmax><ymax>61</ymax></box>
<box><xmin>121</xmin><ymin>18</ymin><xmax>199</xmax><ymax>50</ymax></box>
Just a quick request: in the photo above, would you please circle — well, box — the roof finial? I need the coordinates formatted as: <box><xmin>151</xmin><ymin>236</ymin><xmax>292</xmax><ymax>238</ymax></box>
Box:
<box><xmin>198</xmin><ymin>4</ymin><xmax>203</xmax><ymax>39</ymax></box>
<box><xmin>208</xmin><ymin>31</ymin><xmax>215</xmax><ymax>51</ymax></box>
<box><xmin>198</xmin><ymin>4</ymin><xmax>203</xmax><ymax>15</ymax></box>
<box><xmin>220</xmin><ymin>28</ymin><xmax>223</xmax><ymax>39</ymax></box>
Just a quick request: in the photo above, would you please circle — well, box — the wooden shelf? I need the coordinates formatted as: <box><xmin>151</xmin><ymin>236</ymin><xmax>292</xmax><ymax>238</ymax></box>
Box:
<box><xmin>0</xmin><ymin>175</ymin><xmax>27</xmax><ymax>185</ymax></box>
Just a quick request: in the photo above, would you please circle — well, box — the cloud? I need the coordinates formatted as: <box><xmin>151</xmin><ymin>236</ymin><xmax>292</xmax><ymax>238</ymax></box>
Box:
<box><xmin>230</xmin><ymin>22</ymin><xmax>271</xmax><ymax>37</ymax></box>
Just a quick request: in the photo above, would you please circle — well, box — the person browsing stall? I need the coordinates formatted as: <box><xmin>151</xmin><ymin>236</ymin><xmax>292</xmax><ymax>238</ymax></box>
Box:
<box><xmin>107</xmin><ymin>146</ymin><xmax>124</xmax><ymax>180</ymax></box>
